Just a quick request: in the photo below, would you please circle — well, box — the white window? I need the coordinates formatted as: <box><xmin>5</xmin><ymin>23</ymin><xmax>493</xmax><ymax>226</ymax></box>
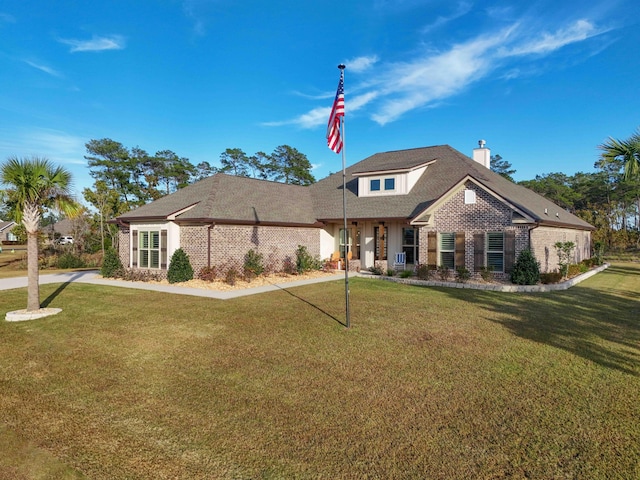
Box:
<box><xmin>139</xmin><ymin>231</ymin><xmax>161</xmax><ymax>269</ymax></box>
<box><xmin>486</xmin><ymin>232</ymin><xmax>504</xmax><ymax>272</ymax></box>
<box><xmin>439</xmin><ymin>232</ymin><xmax>455</xmax><ymax>269</ymax></box>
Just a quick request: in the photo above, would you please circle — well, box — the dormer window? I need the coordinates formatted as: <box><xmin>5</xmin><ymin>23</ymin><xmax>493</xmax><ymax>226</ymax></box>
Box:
<box><xmin>353</xmin><ymin>159</ymin><xmax>435</xmax><ymax>197</ymax></box>
<box><xmin>384</xmin><ymin>178</ymin><xmax>395</xmax><ymax>191</ymax></box>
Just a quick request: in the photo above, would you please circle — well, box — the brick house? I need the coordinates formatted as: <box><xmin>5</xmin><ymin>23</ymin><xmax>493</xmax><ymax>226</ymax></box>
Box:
<box><xmin>0</xmin><ymin>220</ymin><xmax>17</xmax><ymax>243</ymax></box>
<box><xmin>114</xmin><ymin>143</ymin><xmax>594</xmax><ymax>279</ymax></box>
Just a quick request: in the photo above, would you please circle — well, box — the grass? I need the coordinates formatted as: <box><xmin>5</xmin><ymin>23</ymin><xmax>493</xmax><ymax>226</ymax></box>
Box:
<box><xmin>0</xmin><ymin>263</ymin><xmax>639</xmax><ymax>479</ymax></box>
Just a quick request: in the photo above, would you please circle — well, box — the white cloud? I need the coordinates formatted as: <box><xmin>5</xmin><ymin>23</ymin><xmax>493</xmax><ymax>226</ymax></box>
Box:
<box><xmin>59</xmin><ymin>35</ymin><xmax>126</xmax><ymax>53</ymax></box>
<box><xmin>23</xmin><ymin>59</ymin><xmax>63</xmax><ymax>78</ymax></box>
<box><xmin>499</xmin><ymin>20</ymin><xmax>599</xmax><ymax>57</ymax></box>
<box><xmin>267</xmin><ymin>14</ymin><xmax>609</xmax><ymax>128</ymax></box>
<box><xmin>346</xmin><ymin>55</ymin><xmax>379</xmax><ymax>73</ymax></box>
<box><xmin>420</xmin><ymin>1</ymin><xmax>473</xmax><ymax>34</ymax></box>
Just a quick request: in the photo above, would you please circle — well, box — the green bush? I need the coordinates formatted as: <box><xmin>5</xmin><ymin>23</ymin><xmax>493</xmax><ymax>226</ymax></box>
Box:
<box><xmin>567</xmin><ymin>263</ymin><xmax>582</xmax><ymax>277</ymax></box>
<box><xmin>386</xmin><ymin>268</ymin><xmax>395</xmax><ymax>277</ymax></box>
<box><xmin>243</xmin><ymin>249</ymin><xmax>264</xmax><ymax>281</ymax></box>
<box><xmin>295</xmin><ymin>245</ymin><xmax>321</xmax><ymax>274</ymax></box>
<box><xmin>57</xmin><ymin>252</ymin><xmax>86</xmax><ymax>269</ymax></box>
<box><xmin>101</xmin><ymin>248</ymin><xmax>123</xmax><ymax>278</ymax></box>
<box><xmin>399</xmin><ymin>269</ymin><xmax>412</xmax><ymax>278</ymax></box>
<box><xmin>510</xmin><ymin>249</ymin><xmax>540</xmax><ymax>285</ymax></box>
<box><xmin>167</xmin><ymin>248</ymin><xmax>194</xmax><ymax>284</ymax></box>
<box><xmin>455</xmin><ymin>266</ymin><xmax>471</xmax><ymax>283</ymax></box>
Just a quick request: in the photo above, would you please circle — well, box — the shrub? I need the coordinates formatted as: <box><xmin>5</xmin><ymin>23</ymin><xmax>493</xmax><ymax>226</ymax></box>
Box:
<box><xmin>57</xmin><ymin>252</ymin><xmax>86</xmax><ymax>269</ymax></box>
<box><xmin>295</xmin><ymin>245</ymin><xmax>321</xmax><ymax>274</ymax></box>
<box><xmin>437</xmin><ymin>266</ymin><xmax>450</xmax><ymax>281</ymax></box>
<box><xmin>554</xmin><ymin>241</ymin><xmax>576</xmax><ymax>278</ymax></box>
<box><xmin>567</xmin><ymin>263</ymin><xmax>582</xmax><ymax>277</ymax></box>
<box><xmin>167</xmin><ymin>248</ymin><xmax>194</xmax><ymax>284</ymax></box>
<box><xmin>386</xmin><ymin>268</ymin><xmax>395</xmax><ymax>277</ymax></box>
<box><xmin>416</xmin><ymin>264</ymin><xmax>432</xmax><ymax>280</ymax></box>
<box><xmin>198</xmin><ymin>266</ymin><xmax>217</xmax><ymax>282</ymax></box>
<box><xmin>369</xmin><ymin>265</ymin><xmax>384</xmax><ymax>275</ymax></box>
<box><xmin>540</xmin><ymin>271</ymin><xmax>563</xmax><ymax>284</ymax></box>
<box><xmin>281</xmin><ymin>257</ymin><xmax>297</xmax><ymax>275</ymax></box>
<box><xmin>399</xmin><ymin>269</ymin><xmax>412</xmax><ymax>278</ymax></box>
<box><xmin>101</xmin><ymin>248</ymin><xmax>123</xmax><ymax>278</ymax></box>
<box><xmin>243</xmin><ymin>249</ymin><xmax>264</xmax><ymax>281</ymax></box>
<box><xmin>479</xmin><ymin>265</ymin><xmax>493</xmax><ymax>282</ymax></box>
<box><xmin>592</xmin><ymin>241</ymin><xmax>605</xmax><ymax>266</ymax></box>
<box><xmin>116</xmin><ymin>268</ymin><xmax>162</xmax><ymax>282</ymax></box>
<box><xmin>224</xmin><ymin>266</ymin><xmax>239</xmax><ymax>285</ymax></box>
<box><xmin>510</xmin><ymin>249</ymin><xmax>540</xmax><ymax>285</ymax></box>
<box><xmin>455</xmin><ymin>267</ymin><xmax>471</xmax><ymax>283</ymax></box>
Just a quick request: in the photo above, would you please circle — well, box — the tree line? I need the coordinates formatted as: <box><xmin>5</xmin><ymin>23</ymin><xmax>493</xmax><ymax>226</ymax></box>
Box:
<box><xmin>490</xmin><ymin>128</ymin><xmax>640</xmax><ymax>250</ymax></box>
<box><xmin>81</xmin><ymin>139</ymin><xmax>316</xmax><ymax>252</ymax></box>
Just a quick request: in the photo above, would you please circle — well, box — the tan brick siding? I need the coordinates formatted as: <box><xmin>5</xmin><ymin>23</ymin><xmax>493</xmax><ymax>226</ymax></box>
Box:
<box><xmin>208</xmin><ymin>224</ymin><xmax>321</xmax><ymax>273</ymax></box>
<box><xmin>180</xmin><ymin>225</ymin><xmax>211</xmax><ymax>274</ymax></box>
<box><xmin>418</xmin><ymin>182</ymin><xmax>528</xmax><ymax>277</ymax></box>
<box><xmin>118</xmin><ymin>227</ymin><xmax>130</xmax><ymax>267</ymax></box>
<box><xmin>531</xmin><ymin>226</ymin><xmax>591</xmax><ymax>273</ymax></box>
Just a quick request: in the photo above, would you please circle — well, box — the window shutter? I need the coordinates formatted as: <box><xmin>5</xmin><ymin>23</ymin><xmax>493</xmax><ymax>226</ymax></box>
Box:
<box><xmin>474</xmin><ymin>233</ymin><xmax>484</xmax><ymax>270</ymax></box>
<box><xmin>427</xmin><ymin>232</ymin><xmax>437</xmax><ymax>267</ymax></box>
<box><xmin>505</xmin><ymin>231</ymin><xmax>516</xmax><ymax>273</ymax></box>
<box><xmin>160</xmin><ymin>230</ymin><xmax>168</xmax><ymax>269</ymax></box>
<box><xmin>132</xmin><ymin>231</ymin><xmax>138</xmax><ymax>268</ymax></box>
<box><xmin>455</xmin><ymin>231</ymin><xmax>465</xmax><ymax>268</ymax></box>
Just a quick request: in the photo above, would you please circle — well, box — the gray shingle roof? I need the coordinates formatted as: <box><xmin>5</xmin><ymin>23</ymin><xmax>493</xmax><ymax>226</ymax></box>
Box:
<box><xmin>310</xmin><ymin>145</ymin><xmax>593</xmax><ymax>230</ymax></box>
<box><xmin>118</xmin><ymin>173</ymin><xmax>318</xmax><ymax>226</ymax></box>
<box><xmin>117</xmin><ymin>145</ymin><xmax>593</xmax><ymax>231</ymax></box>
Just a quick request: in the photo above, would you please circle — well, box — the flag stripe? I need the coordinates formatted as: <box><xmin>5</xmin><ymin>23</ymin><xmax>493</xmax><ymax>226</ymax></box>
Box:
<box><xmin>327</xmin><ymin>70</ymin><xmax>344</xmax><ymax>154</ymax></box>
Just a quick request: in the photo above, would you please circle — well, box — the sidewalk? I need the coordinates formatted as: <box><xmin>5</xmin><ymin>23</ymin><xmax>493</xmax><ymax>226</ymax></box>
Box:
<box><xmin>0</xmin><ymin>270</ymin><xmax>348</xmax><ymax>300</ymax></box>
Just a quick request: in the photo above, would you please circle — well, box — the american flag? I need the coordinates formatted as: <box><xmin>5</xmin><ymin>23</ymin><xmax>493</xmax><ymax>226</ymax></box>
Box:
<box><xmin>327</xmin><ymin>70</ymin><xmax>344</xmax><ymax>154</ymax></box>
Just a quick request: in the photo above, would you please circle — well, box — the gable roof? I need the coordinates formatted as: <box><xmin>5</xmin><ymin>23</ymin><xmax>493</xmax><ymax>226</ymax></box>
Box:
<box><xmin>0</xmin><ymin>220</ymin><xmax>16</xmax><ymax>232</ymax></box>
<box><xmin>117</xmin><ymin>173</ymin><xmax>319</xmax><ymax>226</ymax></box>
<box><xmin>310</xmin><ymin>145</ymin><xmax>593</xmax><ymax>230</ymax></box>
<box><xmin>116</xmin><ymin>145</ymin><xmax>594</xmax><ymax>231</ymax></box>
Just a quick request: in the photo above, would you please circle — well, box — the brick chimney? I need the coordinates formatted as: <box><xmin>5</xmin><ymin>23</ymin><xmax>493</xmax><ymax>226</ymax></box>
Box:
<box><xmin>472</xmin><ymin>139</ymin><xmax>491</xmax><ymax>169</ymax></box>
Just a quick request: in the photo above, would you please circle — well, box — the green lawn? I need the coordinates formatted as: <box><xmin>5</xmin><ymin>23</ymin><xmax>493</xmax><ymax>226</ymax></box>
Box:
<box><xmin>1</xmin><ymin>264</ymin><xmax>638</xmax><ymax>479</ymax></box>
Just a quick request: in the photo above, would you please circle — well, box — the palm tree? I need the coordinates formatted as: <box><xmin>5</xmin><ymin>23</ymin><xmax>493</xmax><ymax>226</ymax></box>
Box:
<box><xmin>598</xmin><ymin>128</ymin><xmax>640</xmax><ymax>180</ymax></box>
<box><xmin>0</xmin><ymin>156</ymin><xmax>78</xmax><ymax>312</ymax></box>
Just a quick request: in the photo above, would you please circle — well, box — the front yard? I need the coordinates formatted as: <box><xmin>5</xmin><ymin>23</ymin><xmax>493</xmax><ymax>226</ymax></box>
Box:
<box><xmin>0</xmin><ymin>263</ymin><xmax>638</xmax><ymax>479</ymax></box>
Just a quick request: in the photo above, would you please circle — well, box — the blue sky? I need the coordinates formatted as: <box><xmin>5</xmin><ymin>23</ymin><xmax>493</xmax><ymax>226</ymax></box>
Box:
<box><xmin>1</xmin><ymin>0</ymin><xmax>639</xmax><ymax>198</ymax></box>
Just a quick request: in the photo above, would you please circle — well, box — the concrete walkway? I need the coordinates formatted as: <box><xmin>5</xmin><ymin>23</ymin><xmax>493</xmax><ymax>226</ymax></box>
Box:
<box><xmin>0</xmin><ymin>264</ymin><xmax>609</xmax><ymax>300</ymax></box>
<box><xmin>0</xmin><ymin>270</ymin><xmax>348</xmax><ymax>300</ymax></box>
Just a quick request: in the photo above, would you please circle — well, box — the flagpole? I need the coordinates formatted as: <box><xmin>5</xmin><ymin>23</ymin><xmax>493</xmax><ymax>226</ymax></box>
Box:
<box><xmin>338</xmin><ymin>63</ymin><xmax>350</xmax><ymax>329</ymax></box>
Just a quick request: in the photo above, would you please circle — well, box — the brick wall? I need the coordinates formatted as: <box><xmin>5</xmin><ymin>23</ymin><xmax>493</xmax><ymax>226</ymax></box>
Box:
<box><xmin>209</xmin><ymin>224</ymin><xmax>321</xmax><ymax>273</ymax></box>
<box><xmin>118</xmin><ymin>227</ymin><xmax>130</xmax><ymax>267</ymax></box>
<box><xmin>180</xmin><ymin>225</ymin><xmax>210</xmax><ymax>273</ymax></box>
<box><xmin>418</xmin><ymin>182</ymin><xmax>527</xmax><ymax>277</ymax></box>
<box><xmin>531</xmin><ymin>226</ymin><xmax>591</xmax><ymax>273</ymax></box>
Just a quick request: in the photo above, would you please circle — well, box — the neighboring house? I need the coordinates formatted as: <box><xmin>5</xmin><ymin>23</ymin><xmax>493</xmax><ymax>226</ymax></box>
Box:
<box><xmin>0</xmin><ymin>220</ymin><xmax>17</xmax><ymax>243</ymax></box>
<box><xmin>114</xmin><ymin>143</ymin><xmax>594</xmax><ymax>279</ymax></box>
